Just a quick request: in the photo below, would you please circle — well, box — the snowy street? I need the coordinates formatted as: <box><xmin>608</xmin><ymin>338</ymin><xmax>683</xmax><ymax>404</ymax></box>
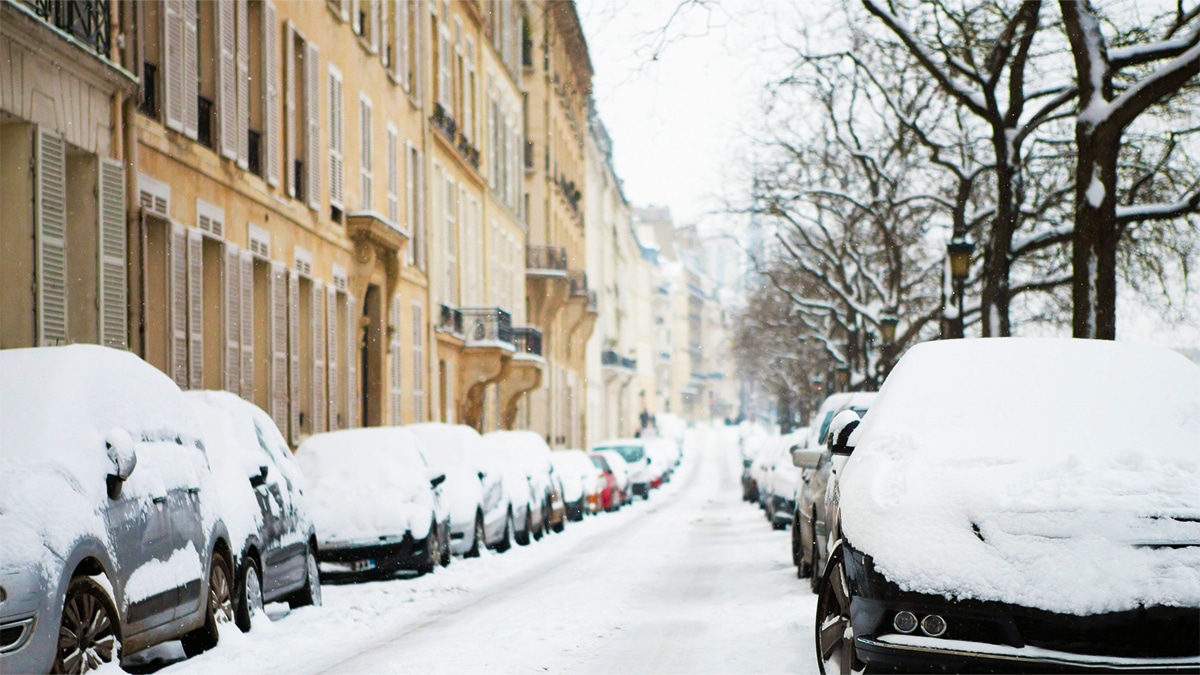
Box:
<box><xmin>150</xmin><ymin>427</ymin><xmax>816</xmax><ymax>674</ymax></box>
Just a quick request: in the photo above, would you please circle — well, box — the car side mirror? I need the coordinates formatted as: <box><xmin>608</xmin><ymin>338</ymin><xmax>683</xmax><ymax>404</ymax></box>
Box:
<box><xmin>791</xmin><ymin>446</ymin><xmax>823</xmax><ymax>469</ymax></box>
<box><xmin>250</xmin><ymin>465</ymin><xmax>269</xmax><ymax>488</ymax></box>
<box><xmin>430</xmin><ymin>473</ymin><xmax>447</xmax><ymax>489</ymax></box>
<box><xmin>478</xmin><ymin>471</ymin><xmax>486</xmax><ymax>481</ymax></box>
<box><xmin>645</xmin><ymin>457</ymin><xmax>652</xmax><ymax>465</ymax></box>
<box><xmin>105</xmin><ymin>429</ymin><xmax>137</xmax><ymax>481</ymax></box>
<box><xmin>827</xmin><ymin>410</ymin><xmax>861</xmax><ymax>455</ymax></box>
<box><xmin>742</xmin><ymin>458</ymin><xmax>753</xmax><ymax>468</ymax></box>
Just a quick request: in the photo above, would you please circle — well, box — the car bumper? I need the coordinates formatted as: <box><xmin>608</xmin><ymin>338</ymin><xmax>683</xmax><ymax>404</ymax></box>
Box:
<box><xmin>856</xmin><ymin>635</ymin><xmax>1200</xmax><ymax>673</ymax></box>
<box><xmin>316</xmin><ymin>535</ymin><xmax>420</xmax><ymax>575</ymax></box>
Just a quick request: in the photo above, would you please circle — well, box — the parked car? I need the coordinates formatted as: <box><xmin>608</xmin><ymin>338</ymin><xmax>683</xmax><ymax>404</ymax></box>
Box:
<box><xmin>589</xmin><ymin>453</ymin><xmax>623</xmax><ymax>511</ymax></box>
<box><xmin>0</xmin><ymin>345</ymin><xmax>234</xmax><ymax>673</ymax></box>
<box><xmin>792</xmin><ymin>392</ymin><xmax>875</xmax><ymax>585</ymax></box>
<box><xmin>763</xmin><ymin>427</ymin><xmax>808</xmax><ymax>531</ymax></box>
<box><xmin>550</xmin><ymin>450</ymin><xmax>599</xmax><ymax>521</ymax></box>
<box><xmin>596</xmin><ymin>450</ymin><xmax>634</xmax><ymax>506</ymax></box>
<box><xmin>483</xmin><ymin>431</ymin><xmax>565</xmax><ymax>534</ymax></box>
<box><xmin>482</xmin><ymin>432</ymin><xmax>546</xmax><ymax>544</ymax></box>
<box><xmin>644</xmin><ymin>437</ymin><xmax>679</xmax><ymax>487</ymax></box>
<box><xmin>184</xmin><ymin>391</ymin><xmax>320</xmax><ymax>631</ymax></box>
<box><xmin>812</xmin><ymin>339</ymin><xmax>1200</xmax><ymax>674</ymax></box>
<box><xmin>294</xmin><ymin>428</ymin><xmax>450</xmax><ymax>578</ymax></box>
<box><xmin>739</xmin><ymin>428</ymin><xmax>771</xmax><ymax>502</ymax></box>
<box><xmin>749</xmin><ymin>435</ymin><xmax>786</xmax><ymax>511</ymax></box>
<box><xmin>592</xmin><ymin>439</ymin><xmax>652</xmax><ymax>498</ymax></box>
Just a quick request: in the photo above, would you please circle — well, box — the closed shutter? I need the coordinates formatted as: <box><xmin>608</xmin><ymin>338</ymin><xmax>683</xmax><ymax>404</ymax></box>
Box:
<box><xmin>311</xmin><ymin>281</ymin><xmax>326</xmax><ymax>433</ymax></box>
<box><xmin>386</xmin><ymin>125</ymin><xmax>398</xmax><ymax>225</ymax></box>
<box><xmin>183</xmin><ymin>0</ymin><xmax>199</xmax><ymax>139</ymax></box>
<box><xmin>328</xmin><ymin>66</ymin><xmax>344</xmax><ymax>209</ymax></box>
<box><xmin>270</xmin><ymin>263</ymin><xmax>288</xmax><ymax>431</ymax></box>
<box><xmin>236</xmin><ymin>0</ymin><xmax>251</xmax><ymax>169</ymax></box>
<box><xmin>98</xmin><ymin>159</ymin><xmax>128</xmax><ymax>349</ymax></box>
<box><xmin>224</xmin><ymin>244</ymin><xmax>241</xmax><ymax>392</ymax></box>
<box><xmin>416</xmin><ymin>148</ymin><xmax>425</xmax><ymax>270</ymax></box>
<box><xmin>264</xmin><ymin>2</ymin><xmax>280</xmax><ymax>187</ymax></box>
<box><xmin>306</xmin><ymin>43</ymin><xmax>321</xmax><ymax>211</ymax></box>
<box><xmin>218</xmin><ymin>0</ymin><xmax>237</xmax><ymax>159</ymax></box>
<box><xmin>240</xmin><ymin>250</ymin><xmax>255</xmax><ymax>397</ymax></box>
<box><xmin>390</xmin><ymin>294</ymin><xmax>402</xmax><ymax>425</ymax></box>
<box><xmin>284</xmin><ymin>22</ymin><xmax>296</xmax><ymax>197</ymax></box>
<box><xmin>163</xmin><ymin>0</ymin><xmax>184</xmax><ymax>132</ymax></box>
<box><xmin>396</xmin><ymin>0</ymin><xmax>408</xmax><ymax>90</ymax></box>
<box><xmin>170</xmin><ymin>223</ymin><xmax>188</xmax><ymax>387</ymax></box>
<box><xmin>326</xmin><ymin>286</ymin><xmax>339</xmax><ymax>429</ymax></box>
<box><xmin>360</xmin><ymin>97</ymin><xmax>372</xmax><ymax>211</ymax></box>
<box><xmin>404</xmin><ymin>141</ymin><xmax>415</xmax><ymax>265</ymax></box>
<box><xmin>370</xmin><ymin>0</ymin><xmax>381</xmax><ymax>53</ymax></box>
<box><xmin>346</xmin><ymin>294</ymin><xmax>358</xmax><ymax>428</ymax></box>
<box><xmin>36</xmin><ymin>130</ymin><xmax>68</xmax><ymax>346</ymax></box>
<box><xmin>187</xmin><ymin>229</ymin><xmax>204</xmax><ymax>389</ymax></box>
<box><xmin>288</xmin><ymin>271</ymin><xmax>300</xmax><ymax>445</ymax></box>
<box><xmin>412</xmin><ymin>301</ymin><xmax>423</xmax><ymax>421</ymax></box>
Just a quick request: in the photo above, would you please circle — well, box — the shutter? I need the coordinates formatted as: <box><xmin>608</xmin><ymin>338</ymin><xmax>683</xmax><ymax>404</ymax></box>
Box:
<box><xmin>163</xmin><ymin>0</ymin><xmax>184</xmax><ymax>131</ymax></box>
<box><xmin>36</xmin><ymin>130</ymin><xmax>68</xmax><ymax>346</ymax></box>
<box><xmin>405</xmin><ymin>141</ymin><xmax>415</xmax><ymax>264</ymax></box>
<box><xmin>306</xmin><ymin>43</ymin><xmax>321</xmax><ymax>211</ymax></box>
<box><xmin>289</xmin><ymin>271</ymin><xmax>301</xmax><ymax>445</ymax></box>
<box><xmin>240</xmin><ymin>250</ymin><xmax>255</xmax><ymax>397</ymax></box>
<box><xmin>98</xmin><ymin>159</ymin><xmax>127</xmax><ymax>350</ymax></box>
<box><xmin>370</xmin><ymin>0</ymin><xmax>381</xmax><ymax>53</ymax></box>
<box><xmin>326</xmin><ymin>286</ymin><xmax>339</xmax><ymax>429</ymax></box>
<box><xmin>312</xmin><ymin>281</ymin><xmax>326</xmax><ymax>433</ymax></box>
<box><xmin>187</xmin><ymin>229</ymin><xmax>204</xmax><ymax>389</ymax></box>
<box><xmin>417</xmin><ymin>148</ymin><xmax>425</xmax><ymax>269</ymax></box>
<box><xmin>340</xmin><ymin>0</ymin><xmax>349</xmax><ymax>22</ymax></box>
<box><xmin>390</xmin><ymin>294</ymin><xmax>402</xmax><ymax>425</ymax></box>
<box><xmin>284</xmin><ymin>22</ymin><xmax>296</xmax><ymax>197</ymax></box>
<box><xmin>218</xmin><ymin>0</ymin><xmax>237</xmax><ymax>159</ymax></box>
<box><xmin>346</xmin><ymin>294</ymin><xmax>358</xmax><ymax>428</ymax></box>
<box><xmin>183</xmin><ymin>0</ymin><xmax>199</xmax><ymax>139</ymax></box>
<box><xmin>386</xmin><ymin>125</ymin><xmax>398</xmax><ymax>225</ymax></box>
<box><xmin>412</xmin><ymin>301</ymin><xmax>422</xmax><ymax>421</ymax></box>
<box><xmin>328</xmin><ymin>67</ymin><xmax>344</xmax><ymax>209</ymax></box>
<box><xmin>264</xmin><ymin>2</ymin><xmax>280</xmax><ymax>187</ymax></box>
<box><xmin>397</xmin><ymin>0</ymin><xmax>408</xmax><ymax>90</ymax></box>
<box><xmin>170</xmin><ymin>223</ymin><xmax>188</xmax><ymax>386</ymax></box>
<box><xmin>351</xmin><ymin>0</ymin><xmax>361</xmax><ymax>34</ymax></box>
<box><xmin>224</xmin><ymin>244</ymin><xmax>241</xmax><ymax>392</ymax></box>
<box><xmin>236</xmin><ymin>0</ymin><xmax>250</xmax><ymax>169</ymax></box>
<box><xmin>270</xmin><ymin>262</ymin><xmax>289</xmax><ymax>431</ymax></box>
<box><xmin>360</xmin><ymin>97</ymin><xmax>372</xmax><ymax>211</ymax></box>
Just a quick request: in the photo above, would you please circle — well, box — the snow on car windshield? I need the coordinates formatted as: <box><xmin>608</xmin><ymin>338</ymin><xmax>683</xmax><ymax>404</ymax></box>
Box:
<box><xmin>840</xmin><ymin>338</ymin><xmax>1200</xmax><ymax>615</ymax></box>
<box><xmin>595</xmin><ymin>443</ymin><xmax>644</xmax><ymax>463</ymax></box>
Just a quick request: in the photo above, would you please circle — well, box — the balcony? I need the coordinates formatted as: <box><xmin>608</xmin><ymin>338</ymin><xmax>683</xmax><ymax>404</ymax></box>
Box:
<box><xmin>455</xmin><ymin>307</ymin><xmax>518</xmax><ymax>431</ymax></box>
<box><xmin>525</xmin><ymin>245</ymin><xmax>570</xmax><ymax>326</ymax></box>
<box><xmin>522</xmin><ymin>38</ymin><xmax>534</xmax><ymax>68</ymax></box>
<box><xmin>437</xmin><ymin>304</ymin><xmax>464</xmax><ymax>337</ymax></box>
<box><xmin>499</xmin><ymin>325</ymin><xmax>545</xmax><ymax>429</ymax></box>
<box><xmin>22</xmin><ymin>0</ymin><xmax>111</xmax><ymax>58</ymax></box>
<box><xmin>430</xmin><ymin>102</ymin><xmax>458</xmax><ymax>140</ymax></box>
<box><xmin>513</xmin><ymin>326</ymin><xmax>543</xmax><ymax>357</ymax></box>
<box><xmin>555</xmin><ymin>173</ymin><xmax>582</xmax><ymax>215</ymax></box>
<box><xmin>601</xmin><ymin>349</ymin><xmax>635</xmax><ymax>383</ymax></box>
<box><xmin>526</xmin><ymin>244</ymin><xmax>568</xmax><ymax>272</ymax></box>
<box><xmin>563</xmin><ymin>271</ymin><xmax>599</xmax><ymax>366</ymax></box>
<box><xmin>461</xmin><ymin>307</ymin><xmax>514</xmax><ymax>346</ymax></box>
<box><xmin>621</xmin><ymin>355</ymin><xmax>637</xmax><ymax>370</ymax></box>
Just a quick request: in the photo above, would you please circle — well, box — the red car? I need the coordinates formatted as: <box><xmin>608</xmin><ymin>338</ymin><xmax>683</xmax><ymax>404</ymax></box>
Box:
<box><xmin>588</xmin><ymin>453</ymin><xmax>623</xmax><ymax>512</ymax></box>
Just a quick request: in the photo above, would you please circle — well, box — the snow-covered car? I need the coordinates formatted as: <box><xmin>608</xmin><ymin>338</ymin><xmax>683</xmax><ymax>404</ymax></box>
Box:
<box><xmin>793</xmin><ymin>392</ymin><xmax>875</xmax><ymax>584</ymax></box>
<box><xmin>0</xmin><ymin>346</ymin><xmax>235</xmax><ymax>673</ymax></box>
<box><xmin>644</xmin><ymin>437</ymin><xmax>679</xmax><ymax>487</ymax></box>
<box><xmin>483</xmin><ymin>431</ymin><xmax>565</xmax><ymax>534</ymax></box>
<box><xmin>739</xmin><ymin>427</ymin><xmax>771</xmax><ymax>501</ymax></box>
<box><xmin>550</xmin><ymin>450</ymin><xmax>600</xmax><ymax>520</ymax></box>
<box><xmin>595</xmin><ymin>450</ymin><xmax>634</xmax><ymax>506</ymax></box>
<box><xmin>588</xmin><ymin>453</ymin><xmax>622</xmax><ymax>512</ymax></box>
<box><xmin>592</xmin><ymin>439</ymin><xmax>652</xmax><ymax>498</ymax></box>
<box><xmin>481</xmin><ymin>432</ymin><xmax>548</xmax><ymax>545</ymax></box>
<box><xmin>813</xmin><ymin>339</ymin><xmax>1200</xmax><ymax>674</ymax></box>
<box><xmin>183</xmin><ymin>391</ymin><xmax>320</xmax><ymax>629</ymax></box>
<box><xmin>294</xmin><ymin>428</ymin><xmax>450</xmax><ymax>578</ymax></box>
<box><xmin>763</xmin><ymin>427</ymin><xmax>808</xmax><ymax>531</ymax></box>
<box><xmin>749</xmin><ymin>435</ymin><xmax>786</xmax><ymax>510</ymax></box>
<box><xmin>408</xmin><ymin>423</ymin><xmax>508</xmax><ymax>557</ymax></box>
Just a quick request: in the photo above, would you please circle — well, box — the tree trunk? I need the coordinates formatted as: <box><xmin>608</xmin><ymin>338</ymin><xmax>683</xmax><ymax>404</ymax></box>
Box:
<box><xmin>1072</xmin><ymin>133</ymin><xmax>1120</xmax><ymax>339</ymax></box>
<box><xmin>982</xmin><ymin>143</ymin><xmax>1017</xmax><ymax>337</ymax></box>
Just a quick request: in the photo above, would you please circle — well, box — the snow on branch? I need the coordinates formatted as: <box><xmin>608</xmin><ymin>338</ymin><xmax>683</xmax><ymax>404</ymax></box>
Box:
<box><xmin>1116</xmin><ymin>190</ymin><xmax>1200</xmax><ymax>224</ymax></box>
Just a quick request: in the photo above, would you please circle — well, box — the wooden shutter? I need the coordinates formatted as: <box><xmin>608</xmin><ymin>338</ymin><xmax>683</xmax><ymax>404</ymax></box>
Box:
<box><xmin>236</xmin><ymin>0</ymin><xmax>250</xmax><ymax>168</ymax></box>
<box><xmin>163</xmin><ymin>0</ymin><xmax>185</xmax><ymax>132</ymax></box>
<box><xmin>270</xmin><ymin>262</ymin><xmax>289</xmax><ymax>430</ymax></box>
<box><xmin>284</xmin><ymin>22</ymin><xmax>296</xmax><ymax>197</ymax></box>
<box><xmin>340</xmin><ymin>0</ymin><xmax>349</xmax><ymax>21</ymax></box>
<box><xmin>360</xmin><ymin>96</ymin><xmax>372</xmax><ymax>211</ymax></box>
<box><xmin>328</xmin><ymin>66</ymin><xmax>344</xmax><ymax>209</ymax></box>
<box><xmin>386</xmin><ymin>125</ymin><xmax>398</xmax><ymax>225</ymax></box>
<box><xmin>351</xmin><ymin>0</ymin><xmax>361</xmax><ymax>34</ymax></box>
<box><xmin>306</xmin><ymin>43</ymin><xmax>321</xmax><ymax>211</ymax></box>
<box><xmin>326</xmin><ymin>286</ymin><xmax>339</xmax><ymax>429</ymax></box>
<box><xmin>183</xmin><ymin>0</ymin><xmax>199</xmax><ymax>139</ymax></box>
<box><xmin>98</xmin><ymin>159</ymin><xmax>127</xmax><ymax>350</ymax></box>
<box><xmin>224</xmin><ymin>244</ymin><xmax>241</xmax><ymax>392</ymax></box>
<box><xmin>412</xmin><ymin>301</ymin><xmax>423</xmax><ymax>421</ymax></box>
<box><xmin>404</xmin><ymin>141</ymin><xmax>415</xmax><ymax>265</ymax></box>
<box><xmin>218</xmin><ymin>0</ymin><xmax>237</xmax><ymax>159</ymax></box>
<box><xmin>416</xmin><ymin>148</ymin><xmax>425</xmax><ymax>270</ymax></box>
<box><xmin>396</xmin><ymin>0</ymin><xmax>408</xmax><ymax>90</ymax></box>
<box><xmin>264</xmin><ymin>1</ymin><xmax>280</xmax><ymax>187</ymax></box>
<box><xmin>346</xmin><ymin>294</ymin><xmax>358</xmax><ymax>428</ymax></box>
<box><xmin>36</xmin><ymin>130</ymin><xmax>68</xmax><ymax>346</ymax></box>
<box><xmin>371</xmin><ymin>0</ymin><xmax>381</xmax><ymax>53</ymax></box>
<box><xmin>169</xmin><ymin>224</ymin><xmax>188</xmax><ymax>386</ymax></box>
<box><xmin>289</xmin><ymin>271</ymin><xmax>301</xmax><ymax>445</ymax></box>
<box><xmin>390</xmin><ymin>294</ymin><xmax>402</xmax><ymax>425</ymax></box>
<box><xmin>187</xmin><ymin>229</ymin><xmax>204</xmax><ymax>389</ymax></box>
<box><xmin>312</xmin><ymin>281</ymin><xmax>326</xmax><ymax>433</ymax></box>
<box><xmin>240</xmin><ymin>250</ymin><xmax>255</xmax><ymax>397</ymax></box>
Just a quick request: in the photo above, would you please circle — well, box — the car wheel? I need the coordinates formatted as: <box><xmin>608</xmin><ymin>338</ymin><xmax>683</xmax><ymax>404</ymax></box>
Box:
<box><xmin>794</xmin><ymin>512</ymin><xmax>812</xmax><ymax>579</ymax></box>
<box><xmin>289</xmin><ymin>546</ymin><xmax>322</xmax><ymax>608</ymax></box>
<box><xmin>542</xmin><ymin>499</ymin><xmax>552</xmax><ymax>533</ymax></box>
<box><xmin>417</xmin><ymin>521</ymin><xmax>439</xmax><ymax>575</ymax></box>
<box><xmin>814</xmin><ymin>544</ymin><xmax>862</xmax><ymax>675</ymax></box>
<box><xmin>515</xmin><ymin>510</ymin><xmax>532</xmax><ymax>546</ymax></box>
<box><xmin>809</xmin><ymin>521</ymin><xmax>823</xmax><ymax>594</ymax></box>
<box><xmin>182</xmin><ymin>550</ymin><xmax>233</xmax><ymax>657</ymax></box>
<box><xmin>466</xmin><ymin>511</ymin><xmax>485</xmax><ymax>558</ymax></box>
<box><xmin>494</xmin><ymin>510</ymin><xmax>514</xmax><ymax>553</ymax></box>
<box><xmin>439</xmin><ymin>522</ymin><xmax>452</xmax><ymax>567</ymax></box>
<box><xmin>234</xmin><ymin>558</ymin><xmax>263</xmax><ymax>632</ymax></box>
<box><xmin>53</xmin><ymin>577</ymin><xmax>120</xmax><ymax>674</ymax></box>
<box><xmin>531</xmin><ymin>510</ymin><xmax>544</xmax><ymax>541</ymax></box>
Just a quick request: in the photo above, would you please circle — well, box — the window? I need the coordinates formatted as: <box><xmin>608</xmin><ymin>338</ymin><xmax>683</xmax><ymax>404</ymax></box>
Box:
<box><xmin>405</xmin><ymin>142</ymin><xmax>425</xmax><ymax>269</ymax></box>
<box><xmin>285</xmin><ymin>24</ymin><xmax>319</xmax><ymax>207</ymax></box>
<box><xmin>360</xmin><ymin>94</ymin><xmax>373</xmax><ymax>211</ymax></box>
<box><xmin>386</xmin><ymin>124</ymin><xmax>399</xmax><ymax>225</ymax></box>
<box><xmin>329</xmin><ymin>65</ymin><xmax>345</xmax><ymax>213</ymax></box>
<box><xmin>390</xmin><ymin>293</ymin><xmax>403</xmax><ymax>425</ymax></box>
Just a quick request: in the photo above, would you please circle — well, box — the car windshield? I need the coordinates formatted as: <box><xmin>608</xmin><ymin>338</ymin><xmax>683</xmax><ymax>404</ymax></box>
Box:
<box><xmin>595</xmin><ymin>444</ymin><xmax>644</xmax><ymax>463</ymax></box>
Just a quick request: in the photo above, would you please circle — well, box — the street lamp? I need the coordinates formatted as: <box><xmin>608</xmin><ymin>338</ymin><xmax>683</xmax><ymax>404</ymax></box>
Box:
<box><xmin>835</xmin><ymin>364</ymin><xmax>850</xmax><ymax>391</ymax></box>
<box><xmin>946</xmin><ymin>238</ymin><xmax>975</xmax><ymax>339</ymax></box>
<box><xmin>879</xmin><ymin>312</ymin><xmax>899</xmax><ymax>346</ymax></box>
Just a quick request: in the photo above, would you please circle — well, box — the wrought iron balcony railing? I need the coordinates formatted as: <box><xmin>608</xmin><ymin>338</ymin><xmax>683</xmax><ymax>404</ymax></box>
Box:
<box><xmin>24</xmin><ymin>0</ymin><xmax>111</xmax><ymax>58</ymax></box>
<box><xmin>513</xmin><ymin>326</ymin><xmax>543</xmax><ymax>357</ymax></box>
<box><xmin>461</xmin><ymin>307</ymin><xmax>514</xmax><ymax>346</ymax></box>
<box><xmin>621</xmin><ymin>355</ymin><xmax>637</xmax><ymax>370</ymax></box>
<box><xmin>525</xmin><ymin>245</ymin><xmax>568</xmax><ymax>271</ymax></box>
<box><xmin>601</xmin><ymin>349</ymin><xmax>619</xmax><ymax>367</ymax></box>
<box><xmin>438</xmin><ymin>304</ymin><xmax>464</xmax><ymax>336</ymax></box>
<box><xmin>567</xmin><ymin>270</ymin><xmax>588</xmax><ymax>296</ymax></box>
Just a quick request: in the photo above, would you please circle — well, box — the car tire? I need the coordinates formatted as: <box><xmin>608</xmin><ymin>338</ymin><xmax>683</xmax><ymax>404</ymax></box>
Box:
<box><xmin>531</xmin><ymin>510</ymin><xmax>544</xmax><ymax>541</ymax></box>
<box><xmin>814</xmin><ymin>544</ymin><xmax>862</xmax><ymax>675</ymax></box>
<box><xmin>809</xmin><ymin>522</ymin><xmax>823</xmax><ymax>594</ymax></box>
<box><xmin>466</xmin><ymin>511</ymin><xmax>485</xmax><ymax>558</ymax></box>
<box><xmin>794</xmin><ymin>512</ymin><xmax>812</xmax><ymax>579</ymax></box>
<box><xmin>515</xmin><ymin>510</ymin><xmax>532</xmax><ymax>546</ymax></box>
<box><xmin>53</xmin><ymin>577</ymin><xmax>121</xmax><ymax>673</ymax></box>
<box><xmin>494</xmin><ymin>510</ymin><xmax>515</xmax><ymax>553</ymax></box>
<box><xmin>288</xmin><ymin>545</ymin><xmax>322</xmax><ymax>608</ymax></box>
<box><xmin>234</xmin><ymin>557</ymin><xmax>263</xmax><ymax>632</ymax></box>
<box><xmin>416</xmin><ymin>521</ymin><xmax>439</xmax><ymax>575</ymax></box>
<box><xmin>542</xmin><ymin>499</ymin><xmax>552</xmax><ymax>534</ymax></box>
<box><xmin>182</xmin><ymin>550</ymin><xmax>233</xmax><ymax>657</ymax></box>
<box><xmin>439</xmin><ymin>522</ymin><xmax>452</xmax><ymax>567</ymax></box>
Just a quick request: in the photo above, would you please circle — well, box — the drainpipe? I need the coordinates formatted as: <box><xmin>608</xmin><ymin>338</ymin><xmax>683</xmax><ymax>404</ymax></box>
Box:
<box><xmin>119</xmin><ymin>0</ymin><xmax>143</xmax><ymax>355</ymax></box>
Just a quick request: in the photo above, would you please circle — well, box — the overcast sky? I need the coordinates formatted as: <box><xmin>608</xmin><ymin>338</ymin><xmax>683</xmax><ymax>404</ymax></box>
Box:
<box><xmin>575</xmin><ymin>0</ymin><xmax>1199</xmax><ymax>350</ymax></box>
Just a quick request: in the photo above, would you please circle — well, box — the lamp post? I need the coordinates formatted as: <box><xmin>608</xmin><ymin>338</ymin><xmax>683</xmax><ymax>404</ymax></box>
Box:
<box><xmin>879</xmin><ymin>311</ymin><xmax>899</xmax><ymax>379</ymax></box>
<box><xmin>835</xmin><ymin>363</ymin><xmax>850</xmax><ymax>391</ymax></box>
<box><xmin>946</xmin><ymin>238</ymin><xmax>975</xmax><ymax>339</ymax></box>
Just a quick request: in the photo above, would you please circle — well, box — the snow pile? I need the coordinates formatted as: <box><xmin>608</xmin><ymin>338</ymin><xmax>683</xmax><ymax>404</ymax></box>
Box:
<box><xmin>839</xmin><ymin>338</ymin><xmax>1200</xmax><ymax>614</ymax></box>
<box><xmin>295</xmin><ymin>428</ymin><xmax>436</xmax><ymax>543</ymax></box>
<box><xmin>407</xmin><ymin>424</ymin><xmax>485</xmax><ymax>531</ymax></box>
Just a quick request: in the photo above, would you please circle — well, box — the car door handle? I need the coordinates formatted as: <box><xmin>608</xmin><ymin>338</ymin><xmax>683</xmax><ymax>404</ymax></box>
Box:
<box><xmin>152</xmin><ymin>496</ymin><xmax>167</xmax><ymax>505</ymax></box>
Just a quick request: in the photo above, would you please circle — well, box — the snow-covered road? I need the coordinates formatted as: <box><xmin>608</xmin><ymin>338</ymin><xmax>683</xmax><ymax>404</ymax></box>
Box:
<box><xmin>147</xmin><ymin>426</ymin><xmax>817</xmax><ymax>674</ymax></box>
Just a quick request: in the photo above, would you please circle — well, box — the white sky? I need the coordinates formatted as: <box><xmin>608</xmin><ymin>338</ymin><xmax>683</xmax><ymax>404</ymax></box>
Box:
<box><xmin>576</xmin><ymin>0</ymin><xmax>1199</xmax><ymax>351</ymax></box>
